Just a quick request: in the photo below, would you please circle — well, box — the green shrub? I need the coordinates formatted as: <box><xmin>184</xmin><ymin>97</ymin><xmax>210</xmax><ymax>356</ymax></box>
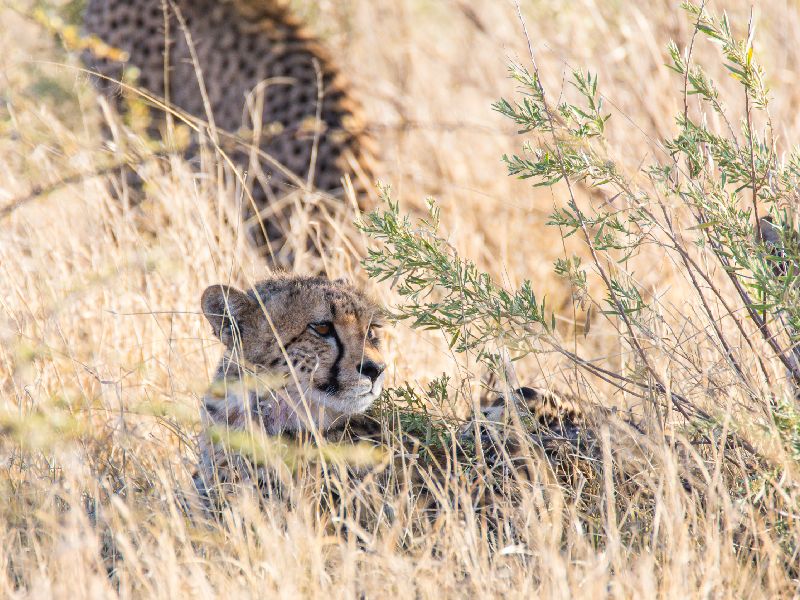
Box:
<box><xmin>362</xmin><ymin>1</ymin><xmax>800</xmax><ymax>464</ymax></box>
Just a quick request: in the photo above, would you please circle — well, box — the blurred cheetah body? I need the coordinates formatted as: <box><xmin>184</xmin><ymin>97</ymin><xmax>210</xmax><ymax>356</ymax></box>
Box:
<box><xmin>83</xmin><ymin>0</ymin><xmax>375</xmax><ymax>257</ymax></box>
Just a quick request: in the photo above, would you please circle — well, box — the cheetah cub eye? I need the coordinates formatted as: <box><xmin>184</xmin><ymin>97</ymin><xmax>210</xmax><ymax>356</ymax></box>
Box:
<box><xmin>309</xmin><ymin>322</ymin><xmax>333</xmax><ymax>336</ymax></box>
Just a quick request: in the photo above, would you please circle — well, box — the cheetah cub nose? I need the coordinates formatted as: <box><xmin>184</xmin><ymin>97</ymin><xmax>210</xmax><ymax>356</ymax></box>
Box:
<box><xmin>359</xmin><ymin>360</ymin><xmax>386</xmax><ymax>384</ymax></box>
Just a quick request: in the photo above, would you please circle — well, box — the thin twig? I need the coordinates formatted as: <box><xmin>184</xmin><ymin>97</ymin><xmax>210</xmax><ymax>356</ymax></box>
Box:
<box><xmin>0</xmin><ymin>158</ymin><xmax>141</xmax><ymax>219</ymax></box>
<box><xmin>745</xmin><ymin>6</ymin><xmax>761</xmax><ymax>245</ymax></box>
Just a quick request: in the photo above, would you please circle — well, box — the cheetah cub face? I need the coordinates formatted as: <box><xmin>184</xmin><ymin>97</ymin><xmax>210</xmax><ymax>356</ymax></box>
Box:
<box><xmin>201</xmin><ymin>276</ymin><xmax>386</xmax><ymax>434</ymax></box>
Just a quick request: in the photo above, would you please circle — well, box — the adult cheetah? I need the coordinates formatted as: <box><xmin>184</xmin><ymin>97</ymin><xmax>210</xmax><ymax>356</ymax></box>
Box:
<box><xmin>83</xmin><ymin>0</ymin><xmax>376</xmax><ymax>260</ymax></box>
<box><xmin>193</xmin><ymin>274</ymin><xmax>619</xmax><ymax>505</ymax></box>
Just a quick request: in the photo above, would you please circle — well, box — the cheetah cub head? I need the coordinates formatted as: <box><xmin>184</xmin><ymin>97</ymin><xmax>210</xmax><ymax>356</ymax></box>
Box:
<box><xmin>201</xmin><ymin>275</ymin><xmax>386</xmax><ymax>433</ymax></box>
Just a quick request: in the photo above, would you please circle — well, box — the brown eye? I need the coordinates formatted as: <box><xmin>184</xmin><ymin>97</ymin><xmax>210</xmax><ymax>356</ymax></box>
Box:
<box><xmin>310</xmin><ymin>321</ymin><xmax>333</xmax><ymax>337</ymax></box>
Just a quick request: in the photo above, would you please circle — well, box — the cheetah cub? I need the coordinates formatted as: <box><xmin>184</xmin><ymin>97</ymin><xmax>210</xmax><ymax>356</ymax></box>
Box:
<box><xmin>196</xmin><ymin>275</ymin><xmax>385</xmax><ymax>491</ymax></box>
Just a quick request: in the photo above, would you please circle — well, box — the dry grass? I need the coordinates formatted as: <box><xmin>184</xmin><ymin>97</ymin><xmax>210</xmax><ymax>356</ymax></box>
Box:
<box><xmin>1</xmin><ymin>0</ymin><xmax>800</xmax><ymax>597</ymax></box>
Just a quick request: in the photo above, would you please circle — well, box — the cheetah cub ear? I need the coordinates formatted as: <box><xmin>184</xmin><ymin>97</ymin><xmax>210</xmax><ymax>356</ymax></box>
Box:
<box><xmin>201</xmin><ymin>284</ymin><xmax>257</xmax><ymax>348</ymax></box>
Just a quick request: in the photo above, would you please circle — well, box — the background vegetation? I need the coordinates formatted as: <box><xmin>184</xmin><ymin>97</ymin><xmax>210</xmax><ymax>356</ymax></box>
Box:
<box><xmin>1</xmin><ymin>0</ymin><xmax>800</xmax><ymax>597</ymax></box>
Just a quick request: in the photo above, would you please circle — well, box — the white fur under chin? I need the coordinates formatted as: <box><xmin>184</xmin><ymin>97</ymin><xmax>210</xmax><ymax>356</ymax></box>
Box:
<box><xmin>320</xmin><ymin>379</ymin><xmax>383</xmax><ymax>411</ymax></box>
<box><xmin>269</xmin><ymin>374</ymin><xmax>384</xmax><ymax>434</ymax></box>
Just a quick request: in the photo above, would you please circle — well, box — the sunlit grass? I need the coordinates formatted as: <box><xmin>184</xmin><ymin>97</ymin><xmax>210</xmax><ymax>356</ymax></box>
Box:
<box><xmin>1</xmin><ymin>0</ymin><xmax>800</xmax><ymax>597</ymax></box>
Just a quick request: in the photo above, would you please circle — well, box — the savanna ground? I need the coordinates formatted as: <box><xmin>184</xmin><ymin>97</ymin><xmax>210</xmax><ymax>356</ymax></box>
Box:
<box><xmin>2</xmin><ymin>0</ymin><xmax>800</xmax><ymax>597</ymax></box>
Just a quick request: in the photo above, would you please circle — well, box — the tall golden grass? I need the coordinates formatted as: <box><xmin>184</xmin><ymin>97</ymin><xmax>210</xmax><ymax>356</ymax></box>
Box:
<box><xmin>1</xmin><ymin>0</ymin><xmax>800</xmax><ymax>597</ymax></box>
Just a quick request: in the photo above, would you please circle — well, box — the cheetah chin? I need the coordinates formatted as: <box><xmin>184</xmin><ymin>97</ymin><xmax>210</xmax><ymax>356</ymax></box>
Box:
<box><xmin>310</xmin><ymin>375</ymin><xmax>385</xmax><ymax>416</ymax></box>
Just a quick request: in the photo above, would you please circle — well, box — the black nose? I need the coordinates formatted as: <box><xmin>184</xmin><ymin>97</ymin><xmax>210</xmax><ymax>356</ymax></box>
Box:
<box><xmin>358</xmin><ymin>360</ymin><xmax>386</xmax><ymax>384</ymax></box>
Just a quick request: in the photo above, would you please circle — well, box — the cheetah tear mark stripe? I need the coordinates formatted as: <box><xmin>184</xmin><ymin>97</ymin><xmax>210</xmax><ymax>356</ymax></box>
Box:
<box><xmin>318</xmin><ymin>313</ymin><xmax>342</xmax><ymax>395</ymax></box>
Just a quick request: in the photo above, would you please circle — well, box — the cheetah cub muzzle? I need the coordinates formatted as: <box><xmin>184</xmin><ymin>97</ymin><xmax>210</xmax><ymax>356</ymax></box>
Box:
<box><xmin>197</xmin><ymin>275</ymin><xmax>385</xmax><ymax>489</ymax></box>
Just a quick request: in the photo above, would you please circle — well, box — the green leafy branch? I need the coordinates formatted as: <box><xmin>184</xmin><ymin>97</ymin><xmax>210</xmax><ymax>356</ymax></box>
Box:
<box><xmin>359</xmin><ymin>188</ymin><xmax>552</xmax><ymax>362</ymax></box>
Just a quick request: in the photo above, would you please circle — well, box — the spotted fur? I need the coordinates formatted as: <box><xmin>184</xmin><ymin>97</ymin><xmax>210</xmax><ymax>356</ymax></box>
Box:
<box><xmin>83</xmin><ymin>0</ymin><xmax>376</xmax><ymax>257</ymax></box>
<box><xmin>196</xmin><ymin>275</ymin><xmax>385</xmax><ymax>493</ymax></box>
<box><xmin>327</xmin><ymin>386</ymin><xmax>599</xmax><ymax>512</ymax></box>
<box><xmin>475</xmin><ymin>386</ymin><xmax>583</xmax><ymax>429</ymax></box>
<box><xmin>453</xmin><ymin>386</ymin><xmax>593</xmax><ymax>486</ymax></box>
